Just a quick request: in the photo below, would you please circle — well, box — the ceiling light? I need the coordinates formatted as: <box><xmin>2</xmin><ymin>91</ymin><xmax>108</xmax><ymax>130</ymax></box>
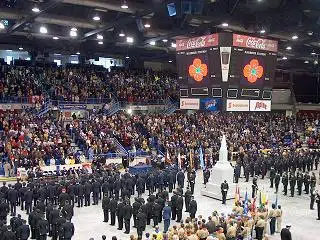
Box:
<box><xmin>0</xmin><ymin>22</ymin><xmax>5</xmax><ymax>29</ymax></box>
<box><xmin>222</xmin><ymin>22</ymin><xmax>229</xmax><ymax>27</ymax></box>
<box><xmin>125</xmin><ymin>56</ymin><xmax>130</xmax><ymax>59</ymax></box>
<box><xmin>76</xmin><ymin>52</ymin><xmax>80</xmax><ymax>55</ymax></box>
<box><xmin>144</xmin><ymin>23</ymin><xmax>151</xmax><ymax>28</ymax></box>
<box><xmin>119</xmin><ymin>32</ymin><xmax>125</xmax><ymax>37</ymax></box>
<box><xmin>97</xmin><ymin>34</ymin><xmax>103</xmax><ymax>40</ymax></box>
<box><xmin>282</xmin><ymin>56</ymin><xmax>287</xmax><ymax>60</ymax></box>
<box><xmin>39</xmin><ymin>26</ymin><xmax>48</xmax><ymax>34</ymax></box>
<box><xmin>260</xmin><ymin>29</ymin><xmax>266</xmax><ymax>34</ymax></box>
<box><xmin>168</xmin><ymin>60</ymin><xmax>173</xmax><ymax>63</ymax></box>
<box><xmin>307</xmin><ymin>31</ymin><xmax>313</xmax><ymax>36</ymax></box>
<box><xmin>54</xmin><ymin>53</ymin><xmax>61</xmax><ymax>56</ymax></box>
<box><xmin>126</xmin><ymin>37</ymin><xmax>133</xmax><ymax>43</ymax></box>
<box><xmin>311</xmin><ymin>51</ymin><xmax>316</xmax><ymax>55</ymax></box>
<box><xmin>70</xmin><ymin>30</ymin><xmax>77</xmax><ymax>37</ymax></box>
<box><xmin>304</xmin><ymin>60</ymin><xmax>309</xmax><ymax>64</ymax></box>
<box><xmin>19</xmin><ymin>47</ymin><xmax>23</xmax><ymax>50</ymax></box>
<box><xmin>150</xmin><ymin>41</ymin><xmax>156</xmax><ymax>46</ymax></box>
<box><xmin>93</xmin><ymin>15</ymin><xmax>100</xmax><ymax>21</ymax></box>
<box><xmin>286</xmin><ymin>46</ymin><xmax>292</xmax><ymax>50</ymax></box>
<box><xmin>292</xmin><ymin>35</ymin><xmax>298</xmax><ymax>40</ymax></box>
<box><xmin>32</xmin><ymin>6</ymin><xmax>40</xmax><ymax>13</ymax></box>
<box><xmin>171</xmin><ymin>42</ymin><xmax>176</xmax><ymax>48</ymax></box>
<box><xmin>71</xmin><ymin>27</ymin><xmax>77</xmax><ymax>32</ymax></box>
<box><xmin>162</xmin><ymin>39</ymin><xmax>168</xmax><ymax>42</ymax></box>
<box><xmin>121</xmin><ymin>0</ymin><xmax>129</xmax><ymax>9</ymax></box>
<box><xmin>98</xmin><ymin>41</ymin><xmax>103</xmax><ymax>45</ymax></box>
<box><xmin>52</xmin><ymin>36</ymin><xmax>59</xmax><ymax>40</ymax></box>
<box><xmin>6</xmin><ymin>50</ymin><xmax>12</xmax><ymax>52</ymax></box>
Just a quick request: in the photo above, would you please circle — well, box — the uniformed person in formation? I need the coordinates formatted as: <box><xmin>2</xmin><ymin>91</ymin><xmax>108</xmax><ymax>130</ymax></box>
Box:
<box><xmin>310</xmin><ymin>188</ymin><xmax>317</xmax><ymax>210</ymax></box>
<box><xmin>268</xmin><ymin>204</ymin><xmax>276</xmax><ymax>235</ymax></box>
<box><xmin>274</xmin><ymin>172</ymin><xmax>281</xmax><ymax>194</ymax></box>
<box><xmin>282</xmin><ymin>172</ymin><xmax>289</xmax><ymax>196</ymax></box>
<box><xmin>221</xmin><ymin>180</ymin><xmax>229</xmax><ymax>204</ymax></box>
<box><xmin>255</xmin><ymin>215</ymin><xmax>265</xmax><ymax>240</ymax></box>
<box><xmin>252</xmin><ymin>176</ymin><xmax>258</xmax><ymax>198</ymax></box>
<box><xmin>189</xmin><ymin>196</ymin><xmax>197</xmax><ymax>219</ymax></box>
<box><xmin>275</xmin><ymin>205</ymin><xmax>282</xmax><ymax>233</ymax></box>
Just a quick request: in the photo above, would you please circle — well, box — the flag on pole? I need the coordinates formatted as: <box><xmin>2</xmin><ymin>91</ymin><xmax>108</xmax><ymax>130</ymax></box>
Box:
<box><xmin>244</xmin><ymin>188</ymin><xmax>249</xmax><ymax>215</ymax></box>
<box><xmin>234</xmin><ymin>185</ymin><xmax>240</xmax><ymax>205</ymax></box>
<box><xmin>177</xmin><ymin>151</ymin><xmax>182</xmax><ymax>169</ymax></box>
<box><xmin>275</xmin><ymin>194</ymin><xmax>278</xmax><ymax>207</ymax></box>
<box><xmin>199</xmin><ymin>147</ymin><xmax>205</xmax><ymax>169</ymax></box>
<box><xmin>252</xmin><ymin>196</ymin><xmax>257</xmax><ymax>213</ymax></box>
<box><xmin>189</xmin><ymin>149</ymin><xmax>194</xmax><ymax>169</ymax></box>
<box><xmin>259</xmin><ymin>191</ymin><xmax>262</xmax><ymax>208</ymax></box>
<box><xmin>165</xmin><ymin>150</ymin><xmax>170</xmax><ymax>164</ymax></box>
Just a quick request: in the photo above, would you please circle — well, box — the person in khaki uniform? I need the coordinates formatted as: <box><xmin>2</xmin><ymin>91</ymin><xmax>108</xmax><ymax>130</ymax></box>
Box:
<box><xmin>216</xmin><ymin>227</ymin><xmax>226</xmax><ymax>240</ymax></box>
<box><xmin>255</xmin><ymin>215</ymin><xmax>265</xmax><ymax>240</ymax></box>
<box><xmin>4</xmin><ymin>161</ymin><xmax>11</xmax><ymax>178</ymax></box>
<box><xmin>240</xmin><ymin>225</ymin><xmax>250</xmax><ymax>239</ymax></box>
<box><xmin>268</xmin><ymin>204</ymin><xmax>276</xmax><ymax>235</ymax></box>
<box><xmin>226</xmin><ymin>222</ymin><xmax>237</xmax><ymax>240</ymax></box>
<box><xmin>275</xmin><ymin>205</ymin><xmax>282</xmax><ymax>233</ymax></box>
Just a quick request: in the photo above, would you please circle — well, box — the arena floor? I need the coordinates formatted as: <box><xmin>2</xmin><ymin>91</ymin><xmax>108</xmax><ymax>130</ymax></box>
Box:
<box><xmin>10</xmin><ymin>170</ymin><xmax>320</xmax><ymax>240</ymax></box>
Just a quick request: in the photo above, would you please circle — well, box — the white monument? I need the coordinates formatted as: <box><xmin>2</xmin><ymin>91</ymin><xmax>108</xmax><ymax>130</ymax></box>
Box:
<box><xmin>201</xmin><ymin>135</ymin><xmax>236</xmax><ymax>200</ymax></box>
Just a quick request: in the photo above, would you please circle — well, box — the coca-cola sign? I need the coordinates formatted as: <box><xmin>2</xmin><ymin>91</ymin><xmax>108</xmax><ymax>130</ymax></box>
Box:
<box><xmin>233</xmin><ymin>34</ymin><xmax>278</xmax><ymax>52</ymax></box>
<box><xmin>176</xmin><ymin>34</ymin><xmax>218</xmax><ymax>51</ymax></box>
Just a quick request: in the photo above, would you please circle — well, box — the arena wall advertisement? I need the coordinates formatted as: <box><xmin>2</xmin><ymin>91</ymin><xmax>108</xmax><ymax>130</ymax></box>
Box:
<box><xmin>200</xmin><ymin>98</ymin><xmax>221</xmax><ymax>111</ymax></box>
<box><xmin>250</xmin><ymin>100</ymin><xmax>271</xmax><ymax>111</ymax></box>
<box><xmin>180</xmin><ymin>98</ymin><xmax>200</xmax><ymax>110</ymax></box>
<box><xmin>226</xmin><ymin>99</ymin><xmax>250</xmax><ymax>111</ymax></box>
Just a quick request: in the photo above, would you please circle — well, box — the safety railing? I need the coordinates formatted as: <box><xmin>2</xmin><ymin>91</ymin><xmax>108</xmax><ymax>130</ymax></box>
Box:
<box><xmin>0</xmin><ymin>96</ymin><xmax>37</xmax><ymax>103</ymax></box>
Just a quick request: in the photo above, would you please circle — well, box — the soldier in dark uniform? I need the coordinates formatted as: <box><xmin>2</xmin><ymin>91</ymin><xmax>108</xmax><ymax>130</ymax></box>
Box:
<box><xmin>170</xmin><ymin>192</ymin><xmax>177</xmax><ymax>220</ymax></box>
<box><xmin>62</xmin><ymin>200</ymin><xmax>74</xmax><ymax>221</ymax></box>
<box><xmin>24</xmin><ymin>188</ymin><xmax>33</xmax><ymax>214</ymax></box>
<box><xmin>19</xmin><ymin>182</ymin><xmax>28</xmax><ymax>211</ymax></box>
<box><xmin>37</xmin><ymin>215</ymin><xmax>49</xmax><ymax>240</ymax></box>
<box><xmin>189</xmin><ymin>196</ymin><xmax>197</xmax><ymax>219</ymax></box>
<box><xmin>274</xmin><ymin>172</ymin><xmax>281</xmax><ymax>194</ymax></box>
<box><xmin>67</xmin><ymin>182</ymin><xmax>75</xmax><ymax>206</ymax></box>
<box><xmin>14</xmin><ymin>179</ymin><xmax>22</xmax><ymax>206</ymax></box>
<box><xmin>109</xmin><ymin>196</ymin><xmax>117</xmax><ymax>226</ymax></box>
<box><xmin>117</xmin><ymin>199</ymin><xmax>124</xmax><ymax>230</ymax></box>
<box><xmin>184</xmin><ymin>187</ymin><xmax>192</xmax><ymax>212</ymax></box>
<box><xmin>304</xmin><ymin>172</ymin><xmax>311</xmax><ymax>194</ymax></box>
<box><xmin>269</xmin><ymin>167</ymin><xmax>275</xmax><ymax>188</ymax></box>
<box><xmin>3</xmin><ymin>225</ymin><xmax>16</xmax><ymax>240</ymax></box>
<box><xmin>297</xmin><ymin>172</ymin><xmax>303</xmax><ymax>195</ymax></box>
<box><xmin>234</xmin><ymin>164</ymin><xmax>241</xmax><ymax>183</ymax></box>
<box><xmin>123</xmin><ymin>200</ymin><xmax>132</xmax><ymax>234</ymax></box>
<box><xmin>114</xmin><ymin>178</ymin><xmax>121</xmax><ymax>200</ymax></box>
<box><xmin>221</xmin><ymin>180</ymin><xmax>229</xmax><ymax>204</ymax></box>
<box><xmin>48</xmin><ymin>205</ymin><xmax>59</xmax><ymax>237</ymax></box>
<box><xmin>145</xmin><ymin>197</ymin><xmax>154</xmax><ymax>225</ymax></box>
<box><xmin>177</xmin><ymin>170</ymin><xmax>185</xmax><ymax>189</ymax></box>
<box><xmin>102</xmin><ymin>193</ymin><xmax>110</xmax><ymax>222</ymax></box>
<box><xmin>188</xmin><ymin>172</ymin><xmax>196</xmax><ymax>194</ymax></box>
<box><xmin>60</xmin><ymin>219</ymin><xmax>75</xmax><ymax>240</ymax></box>
<box><xmin>47</xmin><ymin>183</ymin><xmax>56</xmax><ymax>205</ymax></box>
<box><xmin>8</xmin><ymin>185</ymin><xmax>18</xmax><ymax>216</ymax></box>
<box><xmin>252</xmin><ymin>177</ymin><xmax>258</xmax><ymax>199</ymax></box>
<box><xmin>132</xmin><ymin>198</ymin><xmax>141</xmax><ymax>228</ymax></box>
<box><xmin>28</xmin><ymin>207</ymin><xmax>37</xmax><ymax>239</ymax></box>
<box><xmin>176</xmin><ymin>194</ymin><xmax>183</xmax><ymax>223</ymax></box>
<box><xmin>282</xmin><ymin>172</ymin><xmax>288</xmax><ymax>196</ymax></box>
<box><xmin>310</xmin><ymin>188</ymin><xmax>317</xmax><ymax>210</ymax></box>
<box><xmin>59</xmin><ymin>188</ymin><xmax>70</xmax><ymax>209</ymax></box>
<box><xmin>53</xmin><ymin>214</ymin><xmax>66</xmax><ymax>240</ymax></box>
<box><xmin>244</xmin><ymin>164</ymin><xmax>250</xmax><ymax>182</ymax></box>
<box><xmin>289</xmin><ymin>172</ymin><xmax>296</xmax><ymax>197</ymax></box>
<box><xmin>92</xmin><ymin>179</ymin><xmax>101</xmax><ymax>205</ymax></box>
<box><xmin>136</xmin><ymin>209</ymin><xmax>146</xmax><ymax>239</ymax></box>
<box><xmin>84</xmin><ymin>181</ymin><xmax>92</xmax><ymax>207</ymax></box>
<box><xmin>16</xmin><ymin>219</ymin><xmax>30</xmax><ymax>240</ymax></box>
<box><xmin>76</xmin><ymin>182</ymin><xmax>84</xmax><ymax>208</ymax></box>
<box><xmin>203</xmin><ymin>168</ymin><xmax>210</xmax><ymax>185</ymax></box>
<box><xmin>316</xmin><ymin>193</ymin><xmax>320</xmax><ymax>220</ymax></box>
<box><xmin>152</xmin><ymin>200</ymin><xmax>161</xmax><ymax>227</ymax></box>
<box><xmin>0</xmin><ymin>198</ymin><xmax>9</xmax><ymax>224</ymax></box>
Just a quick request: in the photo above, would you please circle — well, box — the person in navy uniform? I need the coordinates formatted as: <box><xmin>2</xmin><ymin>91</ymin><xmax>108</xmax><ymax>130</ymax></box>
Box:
<box><xmin>163</xmin><ymin>202</ymin><xmax>171</xmax><ymax>233</ymax></box>
<box><xmin>221</xmin><ymin>180</ymin><xmax>229</xmax><ymax>204</ymax></box>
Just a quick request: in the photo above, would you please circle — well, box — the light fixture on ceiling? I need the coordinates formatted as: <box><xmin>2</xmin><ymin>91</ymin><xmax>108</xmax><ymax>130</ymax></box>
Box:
<box><xmin>221</xmin><ymin>22</ymin><xmax>229</xmax><ymax>27</ymax></box>
<box><xmin>260</xmin><ymin>29</ymin><xmax>266</xmax><ymax>34</ymax></box>
<box><xmin>0</xmin><ymin>22</ymin><xmax>5</xmax><ymax>29</ymax></box>
<box><xmin>119</xmin><ymin>31</ymin><xmax>125</xmax><ymax>37</ymax></box>
<box><xmin>97</xmin><ymin>34</ymin><xmax>103</xmax><ymax>40</ymax></box>
<box><xmin>98</xmin><ymin>41</ymin><xmax>103</xmax><ymax>45</ymax></box>
<box><xmin>162</xmin><ymin>39</ymin><xmax>168</xmax><ymax>42</ymax></box>
<box><xmin>6</xmin><ymin>50</ymin><xmax>12</xmax><ymax>52</ymax></box>
<box><xmin>93</xmin><ymin>15</ymin><xmax>100</xmax><ymax>21</ymax></box>
<box><xmin>39</xmin><ymin>26</ymin><xmax>48</xmax><ymax>34</ymax></box>
<box><xmin>76</xmin><ymin>52</ymin><xmax>80</xmax><ymax>55</ymax></box>
<box><xmin>282</xmin><ymin>56</ymin><xmax>287</xmax><ymax>60</ymax></box>
<box><xmin>52</xmin><ymin>36</ymin><xmax>59</xmax><ymax>40</ymax></box>
<box><xmin>32</xmin><ymin>6</ymin><xmax>40</xmax><ymax>13</ymax></box>
<box><xmin>125</xmin><ymin>56</ymin><xmax>130</xmax><ymax>59</ymax></box>
<box><xmin>286</xmin><ymin>46</ymin><xmax>292</xmax><ymax>50</ymax></box>
<box><xmin>171</xmin><ymin>42</ymin><xmax>176</xmax><ymax>48</ymax></box>
<box><xmin>144</xmin><ymin>23</ymin><xmax>151</xmax><ymax>28</ymax></box>
<box><xmin>54</xmin><ymin>53</ymin><xmax>61</xmax><ymax>56</ymax></box>
<box><xmin>311</xmin><ymin>51</ymin><xmax>316</xmax><ymax>55</ymax></box>
<box><xmin>168</xmin><ymin>60</ymin><xmax>173</xmax><ymax>63</ymax></box>
<box><xmin>121</xmin><ymin>0</ymin><xmax>129</xmax><ymax>9</ymax></box>
<box><xmin>307</xmin><ymin>31</ymin><xmax>313</xmax><ymax>36</ymax></box>
<box><xmin>126</xmin><ymin>37</ymin><xmax>134</xmax><ymax>43</ymax></box>
<box><xmin>71</xmin><ymin>27</ymin><xmax>77</xmax><ymax>32</ymax></box>
<box><xmin>304</xmin><ymin>60</ymin><xmax>309</xmax><ymax>64</ymax></box>
<box><xmin>292</xmin><ymin>35</ymin><xmax>298</xmax><ymax>40</ymax></box>
<box><xmin>70</xmin><ymin>30</ymin><xmax>77</xmax><ymax>37</ymax></box>
<box><xmin>150</xmin><ymin>41</ymin><xmax>156</xmax><ymax>46</ymax></box>
<box><xmin>19</xmin><ymin>47</ymin><xmax>23</xmax><ymax>50</ymax></box>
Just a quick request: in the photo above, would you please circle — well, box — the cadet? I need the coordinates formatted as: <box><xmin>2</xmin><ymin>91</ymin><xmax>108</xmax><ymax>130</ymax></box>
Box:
<box><xmin>297</xmin><ymin>172</ymin><xmax>303</xmax><ymax>195</ymax></box>
<box><xmin>52</xmin><ymin>214</ymin><xmax>66</xmax><ymax>240</ymax></box>
<box><xmin>92</xmin><ymin>179</ymin><xmax>101</xmax><ymax>205</ymax></box>
<box><xmin>62</xmin><ymin>200</ymin><xmax>74</xmax><ymax>221</ymax></box>
<box><xmin>189</xmin><ymin>196</ymin><xmax>197</xmax><ymax>219</ymax></box>
<box><xmin>132</xmin><ymin>198</ymin><xmax>142</xmax><ymax>228</ymax></box>
<box><xmin>170</xmin><ymin>192</ymin><xmax>177</xmax><ymax>220</ymax></box>
<box><xmin>289</xmin><ymin>173</ymin><xmax>296</xmax><ymax>197</ymax></box>
<box><xmin>282</xmin><ymin>172</ymin><xmax>288</xmax><ymax>196</ymax></box>
<box><xmin>102</xmin><ymin>193</ymin><xmax>110</xmax><ymax>223</ymax></box>
<box><xmin>0</xmin><ymin>198</ymin><xmax>9</xmax><ymax>224</ymax></box>
<box><xmin>16</xmin><ymin>219</ymin><xmax>30</xmax><ymax>240</ymax></box>
<box><xmin>76</xmin><ymin>182</ymin><xmax>84</xmax><ymax>208</ymax></box>
<box><xmin>37</xmin><ymin>214</ymin><xmax>49</xmax><ymax>240</ymax></box>
<box><xmin>109</xmin><ymin>196</ymin><xmax>118</xmax><ymax>226</ymax></box>
<box><xmin>19</xmin><ymin>182</ymin><xmax>28</xmax><ymax>211</ymax></box>
<box><xmin>123</xmin><ymin>200</ymin><xmax>132</xmax><ymax>234</ymax></box>
<box><xmin>176</xmin><ymin>170</ymin><xmax>185</xmax><ymax>188</ymax></box>
<box><xmin>221</xmin><ymin>180</ymin><xmax>229</xmax><ymax>204</ymax></box>
<box><xmin>60</xmin><ymin>219</ymin><xmax>75</xmax><ymax>240</ymax></box>
<box><xmin>269</xmin><ymin>204</ymin><xmax>276</xmax><ymax>235</ymax></box>
<box><xmin>275</xmin><ymin>205</ymin><xmax>282</xmax><ymax>233</ymax></box>
<box><xmin>255</xmin><ymin>215</ymin><xmax>265</xmax><ymax>240</ymax></box>
<box><xmin>234</xmin><ymin>164</ymin><xmax>241</xmax><ymax>183</ymax></box>
<box><xmin>184</xmin><ymin>187</ymin><xmax>192</xmax><ymax>212</ymax></box>
<box><xmin>252</xmin><ymin>177</ymin><xmax>258</xmax><ymax>198</ymax></box>
<box><xmin>48</xmin><ymin>206</ymin><xmax>60</xmax><ymax>237</ymax></box>
<box><xmin>270</xmin><ymin>167</ymin><xmax>275</xmax><ymax>188</ymax></box>
<box><xmin>117</xmin><ymin>199</ymin><xmax>124</xmax><ymax>230</ymax></box>
<box><xmin>176</xmin><ymin>194</ymin><xmax>183</xmax><ymax>222</ymax></box>
<box><xmin>274</xmin><ymin>172</ymin><xmax>281</xmax><ymax>194</ymax></box>
<box><xmin>163</xmin><ymin>202</ymin><xmax>171</xmax><ymax>233</ymax></box>
<box><xmin>136</xmin><ymin>209</ymin><xmax>146</xmax><ymax>239</ymax></box>
<box><xmin>84</xmin><ymin>181</ymin><xmax>92</xmax><ymax>207</ymax></box>
<box><xmin>152</xmin><ymin>200</ymin><xmax>162</xmax><ymax>227</ymax></box>
<box><xmin>8</xmin><ymin>185</ymin><xmax>18</xmax><ymax>216</ymax></box>
<box><xmin>310</xmin><ymin>188</ymin><xmax>317</xmax><ymax>210</ymax></box>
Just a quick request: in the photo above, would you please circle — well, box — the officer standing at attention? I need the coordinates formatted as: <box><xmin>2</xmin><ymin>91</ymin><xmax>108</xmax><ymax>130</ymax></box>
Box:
<box><xmin>117</xmin><ymin>199</ymin><xmax>125</xmax><ymax>230</ymax></box>
<box><xmin>123</xmin><ymin>200</ymin><xmax>132</xmax><ymax>234</ymax></box>
<box><xmin>102</xmin><ymin>193</ymin><xmax>110</xmax><ymax>222</ymax></box>
<box><xmin>289</xmin><ymin>172</ymin><xmax>296</xmax><ymax>197</ymax></box>
<box><xmin>176</xmin><ymin>193</ymin><xmax>183</xmax><ymax>222</ymax></box>
<box><xmin>60</xmin><ymin>219</ymin><xmax>75</xmax><ymax>240</ymax></box>
<box><xmin>136</xmin><ymin>209</ymin><xmax>146</xmax><ymax>239</ymax></box>
<box><xmin>221</xmin><ymin>180</ymin><xmax>229</xmax><ymax>204</ymax></box>
<box><xmin>275</xmin><ymin>172</ymin><xmax>281</xmax><ymax>194</ymax></box>
<box><xmin>270</xmin><ymin>167</ymin><xmax>276</xmax><ymax>188</ymax></box>
<box><xmin>109</xmin><ymin>196</ymin><xmax>118</xmax><ymax>226</ymax></box>
<box><xmin>282</xmin><ymin>172</ymin><xmax>289</xmax><ymax>196</ymax></box>
<box><xmin>188</xmin><ymin>196</ymin><xmax>197</xmax><ymax>219</ymax></box>
<box><xmin>310</xmin><ymin>188</ymin><xmax>317</xmax><ymax>210</ymax></box>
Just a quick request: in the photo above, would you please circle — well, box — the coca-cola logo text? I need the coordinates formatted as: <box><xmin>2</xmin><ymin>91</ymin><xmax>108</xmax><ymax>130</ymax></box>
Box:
<box><xmin>186</xmin><ymin>37</ymin><xmax>206</xmax><ymax>49</ymax></box>
<box><xmin>246</xmin><ymin>38</ymin><xmax>266</xmax><ymax>50</ymax></box>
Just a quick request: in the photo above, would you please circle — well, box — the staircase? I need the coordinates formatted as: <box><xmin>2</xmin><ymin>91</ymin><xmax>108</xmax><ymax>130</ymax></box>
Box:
<box><xmin>106</xmin><ymin>99</ymin><xmax>121</xmax><ymax>116</ymax></box>
<box><xmin>109</xmin><ymin>137</ymin><xmax>128</xmax><ymax>157</ymax></box>
<box><xmin>37</xmin><ymin>100</ymin><xmax>52</xmax><ymax>117</ymax></box>
<box><xmin>162</xmin><ymin>101</ymin><xmax>179</xmax><ymax>114</ymax></box>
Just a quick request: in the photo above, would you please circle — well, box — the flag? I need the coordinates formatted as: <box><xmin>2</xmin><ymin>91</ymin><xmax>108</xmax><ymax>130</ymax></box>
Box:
<box><xmin>234</xmin><ymin>185</ymin><xmax>240</xmax><ymax>205</ymax></box>
<box><xmin>252</xmin><ymin>196</ymin><xmax>257</xmax><ymax>213</ymax></box>
<box><xmin>244</xmin><ymin>189</ymin><xmax>249</xmax><ymax>215</ymax></box>
<box><xmin>275</xmin><ymin>194</ymin><xmax>278</xmax><ymax>207</ymax></box>
<box><xmin>165</xmin><ymin>150</ymin><xmax>170</xmax><ymax>164</ymax></box>
<box><xmin>199</xmin><ymin>147</ymin><xmax>205</xmax><ymax>169</ymax></box>
<box><xmin>259</xmin><ymin>191</ymin><xmax>262</xmax><ymax>208</ymax></box>
<box><xmin>177</xmin><ymin>151</ymin><xmax>182</xmax><ymax>169</ymax></box>
<box><xmin>189</xmin><ymin>149</ymin><xmax>194</xmax><ymax>169</ymax></box>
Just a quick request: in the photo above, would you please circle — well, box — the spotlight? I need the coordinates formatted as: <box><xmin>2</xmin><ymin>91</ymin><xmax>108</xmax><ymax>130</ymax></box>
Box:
<box><xmin>304</xmin><ymin>60</ymin><xmax>309</xmax><ymax>64</ymax></box>
<box><xmin>32</xmin><ymin>6</ymin><xmax>40</xmax><ymax>13</ymax></box>
<box><xmin>127</xmin><ymin>108</ymin><xmax>132</xmax><ymax>114</ymax></box>
<box><xmin>292</xmin><ymin>35</ymin><xmax>298</xmax><ymax>40</ymax></box>
<box><xmin>97</xmin><ymin>34</ymin><xmax>103</xmax><ymax>40</ymax></box>
<box><xmin>144</xmin><ymin>23</ymin><xmax>151</xmax><ymax>28</ymax></box>
<box><xmin>260</xmin><ymin>29</ymin><xmax>266</xmax><ymax>34</ymax></box>
<box><xmin>0</xmin><ymin>22</ymin><xmax>5</xmax><ymax>29</ymax></box>
<box><xmin>222</xmin><ymin>22</ymin><xmax>229</xmax><ymax>27</ymax></box>
<box><xmin>282</xmin><ymin>56</ymin><xmax>287</xmax><ymax>60</ymax></box>
<box><xmin>40</xmin><ymin>26</ymin><xmax>48</xmax><ymax>34</ymax></box>
<box><xmin>19</xmin><ymin>47</ymin><xmax>23</xmax><ymax>50</ymax></box>
<box><xmin>311</xmin><ymin>51</ymin><xmax>316</xmax><ymax>55</ymax></box>
<box><xmin>98</xmin><ymin>41</ymin><xmax>103</xmax><ymax>45</ymax></box>
<box><xmin>121</xmin><ymin>0</ymin><xmax>129</xmax><ymax>9</ymax></box>
<box><xmin>93</xmin><ymin>15</ymin><xmax>100</xmax><ymax>21</ymax></box>
<box><xmin>126</xmin><ymin>37</ymin><xmax>134</xmax><ymax>43</ymax></box>
<box><xmin>171</xmin><ymin>42</ymin><xmax>176</xmax><ymax>48</ymax></box>
<box><xmin>76</xmin><ymin>52</ymin><xmax>80</xmax><ymax>55</ymax></box>
<box><xmin>6</xmin><ymin>50</ymin><xmax>12</xmax><ymax>52</ymax></box>
<box><xmin>125</xmin><ymin>56</ymin><xmax>130</xmax><ymax>59</ymax></box>
<box><xmin>52</xmin><ymin>36</ymin><xmax>59</xmax><ymax>40</ymax></box>
<box><xmin>150</xmin><ymin>41</ymin><xmax>156</xmax><ymax>46</ymax></box>
<box><xmin>119</xmin><ymin>31</ymin><xmax>125</xmax><ymax>37</ymax></box>
<box><xmin>162</xmin><ymin>39</ymin><xmax>168</xmax><ymax>42</ymax></box>
<box><xmin>70</xmin><ymin>30</ymin><xmax>77</xmax><ymax>37</ymax></box>
<box><xmin>168</xmin><ymin>60</ymin><xmax>173</xmax><ymax>63</ymax></box>
<box><xmin>286</xmin><ymin>46</ymin><xmax>292</xmax><ymax>50</ymax></box>
<box><xmin>71</xmin><ymin>27</ymin><xmax>77</xmax><ymax>32</ymax></box>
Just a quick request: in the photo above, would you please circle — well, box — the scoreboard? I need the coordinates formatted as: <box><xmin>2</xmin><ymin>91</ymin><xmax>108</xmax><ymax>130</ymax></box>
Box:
<box><xmin>176</xmin><ymin>33</ymin><xmax>278</xmax><ymax>111</ymax></box>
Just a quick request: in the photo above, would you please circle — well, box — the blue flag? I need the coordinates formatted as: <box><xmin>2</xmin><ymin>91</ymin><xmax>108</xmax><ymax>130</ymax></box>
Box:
<box><xmin>199</xmin><ymin>147</ymin><xmax>205</xmax><ymax>169</ymax></box>
<box><xmin>244</xmin><ymin>189</ymin><xmax>249</xmax><ymax>215</ymax></box>
<box><xmin>275</xmin><ymin>194</ymin><xmax>278</xmax><ymax>207</ymax></box>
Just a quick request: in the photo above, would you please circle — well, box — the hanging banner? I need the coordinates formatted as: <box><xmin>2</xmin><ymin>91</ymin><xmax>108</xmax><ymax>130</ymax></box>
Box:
<box><xmin>180</xmin><ymin>98</ymin><xmax>200</xmax><ymax>110</ymax></box>
<box><xmin>249</xmin><ymin>100</ymin><xmax>271</xmax><ymax>111</ymax></box>
<box><xmin>200</xmin><ymin>98</ymin><xmax>221</xmax><ymax>111</ymax></box>
<box><xmin>226</xmin><ymin>99</ymin><xmax>250</xmax><ymax>111</ymax></box>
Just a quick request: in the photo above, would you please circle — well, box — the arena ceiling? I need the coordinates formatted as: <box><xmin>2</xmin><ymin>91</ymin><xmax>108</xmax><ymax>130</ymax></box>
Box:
<box><xmin>0</xmin><ymin>0</ymin><xmax>320</xmax><ymax>71</ymax></box>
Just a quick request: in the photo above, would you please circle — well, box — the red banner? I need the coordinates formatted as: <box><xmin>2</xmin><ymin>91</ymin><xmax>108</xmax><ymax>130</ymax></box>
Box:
<box><xmin>233</xmin><ymin>34</ymin><xmax>278</xmax><ymax>52</ymax></box>
<box><xmin>176</xmin><ymin>34</ymin><xmax>219</xmax><ymax>51</ymax></box>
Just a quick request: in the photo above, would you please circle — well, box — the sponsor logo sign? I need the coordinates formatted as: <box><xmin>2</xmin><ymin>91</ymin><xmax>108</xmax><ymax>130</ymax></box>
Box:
<box><xmin>180</xmin><ymin>98</ymin><xmax>200</xmax><ymax>110</ymax></box>
<box><xmin>226</xmin><ymin>99</ymin><xmax>250</xmax><ymax>111</ymax></box>
<box><xmin>233</xmin><ymin>34</ymin><xmax>278</xmax><ymax>52</ymax></box>
<box><xmin>250</xmin><ymin>100</ymin><xmax>271</xmax><ymax>111</ymax></box>
<box><xmin>176</xmin><ymin>34</ymin><xmax>219</xmax><ymax>51</ymax></box>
